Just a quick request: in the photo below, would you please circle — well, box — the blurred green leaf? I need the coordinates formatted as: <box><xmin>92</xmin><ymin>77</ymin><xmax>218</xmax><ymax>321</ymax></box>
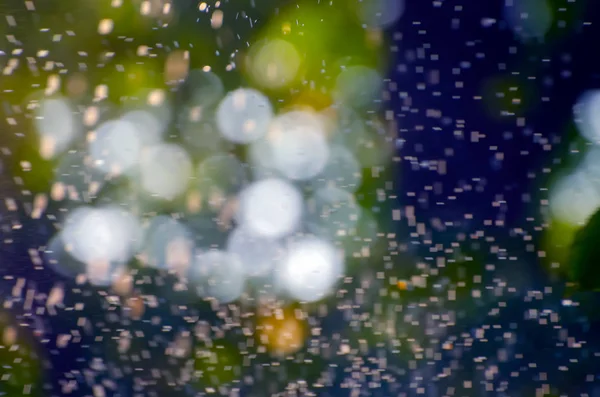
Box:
<box><xmin>569</xmin><ymin>206</ymin><xmax>600</xmax><ymax>291</ymax></box>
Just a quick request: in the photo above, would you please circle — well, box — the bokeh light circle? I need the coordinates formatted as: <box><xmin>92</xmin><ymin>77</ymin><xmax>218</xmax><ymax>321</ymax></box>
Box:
<box><xmin>334</xmin><ymin>66</ymin><xmax>383</xmax><ymax>109</ymax></box>
<box><xmin>120</xmin><ymin>109</ymin><xmax>165</xmax><ymax>146</ymax></box>
<box><xmin>311</xmin><ymin>144</ymin><xmax>362</xmax><ymax>192</ymax></box>
<box><xmin>216</xmin><ymin>88</ymin><xmax>273</xmax><ymax>144</ymax></box>
<box><xmin>237</xmin><ymin>178</ymin><xmax>303</xmax><ymax>238</ymax></box>
<box><xmin>225</xmin><ymin>227</ymin><xmax>284</xmax><ymax>278</ymax></box>
<box><xmin>53</xmin><ymin>149</ymin><xmax>105</xmax><ymax>203</ymax></box>
<box><xmin>34</xmin><ymin>97</ymin><xmax>79</xmax><ymax>158</ymax></box>
<box><xmin>44</xmin><ymin>233</ymin><xmax>86</xmax><ymax>279</ymax></box>
<box><xmin>277</xmin><ymin>237</ymin><xmax>344</xmax><ymax>302</ymax></box>
<box><xmin>184</xmin><ymin>69</ymin><xmax>225</xmax><ymax>107</ymax></box>
<box><xmin>268</xmin><ymin>111</ymin><xmax>330</xmax><ymax>181</ymax></box>
<box><xmin>249</xmin><ymin>39</ymin><xmax>301</xmax><ymax>89</ymax></box>
<box><xmin>141</xmin><ymin>215</ymin><xmax>195</xmax><ymax>277</ymax></box>
<box><xmin>197</xmin><ymin>153</ymin><xmax>248</xmax><ymax>195</ymax></box>
<box><xmin>139</xmin><ymin>143</ymin><xmax>193</xmax><ymax>200</ymax></box>
<box><xmin>549</xmin><ymin>172</ymin><xmax>600</xmax><ymax>225</ymax></box>
<box><xmin>179</xmin><ymin>106</ymin><xmax>223</xmax><ymax>154</ymax></box>
<box><xmin>306</xmin><ymin>186</ymin><xmax>362</xmax><ymax>240</ymax></box>
<box><xmin>89</xmin><ymin>119</ymin><xmax>143</xmax><ymax>176</ymax></box>
<box><xmin>354</xmin><ymin>0</ymin><xmax>405</xmax><ymax>28</ymax></box>
<box><xmin>61</xmin><ymin>206</ymin><xmax>140</xmax><ymax>285</ymax></box>
<box><xmin>191</xmin><ymin>250</ymin><xmax>246</xmax><ymax>303</ymax></box>
<box><xmin>575</xmin><ymin>90</ymin><xmax>600</xmax><ymax>144</ymax></box>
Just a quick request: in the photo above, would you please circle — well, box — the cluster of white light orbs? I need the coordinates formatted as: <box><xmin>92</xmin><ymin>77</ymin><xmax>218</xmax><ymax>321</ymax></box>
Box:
<box><xmin>549</xmin><ymin>90</ymin><xmax>600</xmax><ymax>225</ymax></box>
<box><xmin>38</xmin><ymin>72</ymin><xmax>379</xmax><ymax>304</ymax></box>
<box><xmin>207</xmin><ymin>87</ymin><xmax>365</xmax><ymax>303</ymax></box>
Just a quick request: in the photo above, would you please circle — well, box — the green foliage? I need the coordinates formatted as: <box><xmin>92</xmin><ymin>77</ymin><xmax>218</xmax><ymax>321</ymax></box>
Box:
<box><xmin>0</xmin><ymin>313</ymin><xmax>44</xmax><ymax>396</ymax></box>
<box><xmin>569</xmin><ymin>207</ymin><xmax>600</xmax><ymax>291</ymax></box>
<box><xmin>191</xmin><ymin>338</ymin><xmax>242</xmax><ymax>389</ymax></box>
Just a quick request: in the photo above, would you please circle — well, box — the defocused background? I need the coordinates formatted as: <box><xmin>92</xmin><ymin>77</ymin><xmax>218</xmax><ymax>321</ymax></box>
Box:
<box><xmin>2</xmin><ymin>0</ymin><xmax>600</xmax><ymax>396</ymax></box>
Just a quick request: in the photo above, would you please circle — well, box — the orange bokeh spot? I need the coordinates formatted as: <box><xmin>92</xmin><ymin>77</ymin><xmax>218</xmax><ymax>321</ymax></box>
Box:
<box><xmin>257</xmin><ymin>306</ymin><xmax>307</xmax><ymax>356</ymax></box>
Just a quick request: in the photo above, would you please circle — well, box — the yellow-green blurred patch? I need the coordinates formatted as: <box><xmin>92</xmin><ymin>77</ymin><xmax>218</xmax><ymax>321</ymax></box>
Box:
<box><xmin>0</xmin><ymin>311</ymin><xmax>44</xmax><ymax>396</ymax></box>
<box><xmin>12</xmin><ymin>136</ymin><xmax>56</xmax><ymax>195</ymax></box>
<box><xmin>191</xmin><ymin>339</ymin><xmax>242</xmax><ymax>390</ymax></box>
<box><xmin>248</xmin><ymin>2</ymin><xmax>387</xmax><ymax>93</ymax></box>
<box><xmin>541</xmin><ymin>219</ymin><xmax>579</xmax><ymax>279</ymax></box>
<box><xmin>567</xmin><ymin>207</ymin><xmax>600</xmax><ymax>291</ymax></box>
